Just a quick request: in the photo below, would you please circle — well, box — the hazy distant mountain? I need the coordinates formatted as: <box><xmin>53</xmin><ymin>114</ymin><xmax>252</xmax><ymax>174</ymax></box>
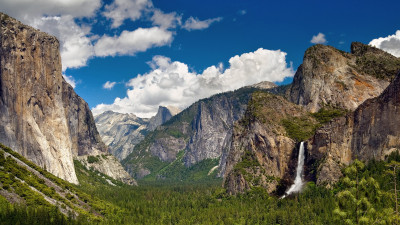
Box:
<box><xmin>95</xmin><ymin>106</ymin><xmax>181</xmax><ymax>161</ymax></box>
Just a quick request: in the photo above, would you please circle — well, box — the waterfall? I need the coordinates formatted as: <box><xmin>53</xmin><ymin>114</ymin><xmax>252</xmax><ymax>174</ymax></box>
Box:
<box><xmin>282</xmin><ymin>142</ymin><xmax>305</xmax><ymax>198</ymax></box>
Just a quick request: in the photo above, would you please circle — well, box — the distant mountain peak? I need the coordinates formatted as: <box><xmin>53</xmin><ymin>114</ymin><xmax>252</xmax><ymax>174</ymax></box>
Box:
<box><xmin>248</xmin><ymin>81</ymin><xmax>277</xmax><ymax>89</ymax></box>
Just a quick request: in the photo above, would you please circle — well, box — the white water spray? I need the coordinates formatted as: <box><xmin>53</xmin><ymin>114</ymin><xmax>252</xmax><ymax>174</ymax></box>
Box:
<box><xmin>282</xmin><ymin>142</ymin><xmax>305</xmax><ymax>198</ymax></box>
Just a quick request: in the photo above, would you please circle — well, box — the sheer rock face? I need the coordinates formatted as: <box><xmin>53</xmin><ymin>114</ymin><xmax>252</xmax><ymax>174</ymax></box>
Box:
<box><xmin>309</xmin><ymin>72</ymin><xmax>400</xmax><ymax>186</ymax></box>
<box><xmin>62</xmin><ymin>83</ymin><xmax>107</xmax><ymax>157</ymax></box>
<box><xmin>184</xmin><ymin>96</ymin><xmax>248</xmax><ymax>168</ymax></box>
<box><xmin>94</xmin><ymin>106</ymin><xmax>180</xmax><ymax>161</ymax></box>
<box><xmin>0</xmin><ymin>13</ymin><xmax>112</xmax><ymax>184</ymax></box>
<box><xmin>223</xmin><ymin>93</ymin><xmax>314</xmax><ymax>194</ymax></box>
<box><xmin>287</xmin><ymin>44</ymin><xmax>395</xmax><ymax>112</ymax></box>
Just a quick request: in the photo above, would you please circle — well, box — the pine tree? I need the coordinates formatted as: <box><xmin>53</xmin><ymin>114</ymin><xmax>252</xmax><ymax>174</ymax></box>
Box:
<box><xmin>386</xmin><ymin>161</ymin><xmax>400</xmax><ymax>224</ymax></box>
<box><xmin>333</xmin><ymin>160</ymin><xmax>386</xmax><ymax>224</ymax></box>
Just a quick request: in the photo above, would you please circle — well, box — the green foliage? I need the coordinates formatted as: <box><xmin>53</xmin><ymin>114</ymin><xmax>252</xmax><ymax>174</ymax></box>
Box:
<box><xmin>87</xmin><ymin>155</ymin><xmax>100</xmax><ymax>164</ymax></box>
<box><xmin>353</xmin><ymin>48</ymin><xmax>400</xmax><ymax>81</ymax></box>
<box><xmin>143</xmin><ymin>151</ymin><xmax>221</xmax><ymax>182</ymax></box>
<box><xmin>311</xmin><ymin>107</ymin><xmax>347</xmax><ymax>124</ymax></box>
<box><xmin>3</xmin><ymin>141</ymin><xmax>400</xmax><ymax>225</ymax></box>
<box><xmin>334</xmin><ymin>160</ymin><xmax>393</xmax><ymax>224</ymax></box>
<box><xmin>281</xmin><ymin>116</ymin><xmax>319</xmax><ymax>142</ymax></box>
<box><xmin>0</xmin><ymin>143</ymin><xmax>127</xmax><ymax>224</ymax></box>
<box><xmin>232</xmin><ymin>150</ymin><xmax>272</xmax><ymax>187</ymax></box>
<box><xmin>0</xmin><ymin>196</ymin><xmax>82</xmax><ymax>225</ymax></box>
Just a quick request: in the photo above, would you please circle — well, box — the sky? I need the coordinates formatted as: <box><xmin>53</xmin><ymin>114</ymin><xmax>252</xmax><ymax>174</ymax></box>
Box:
<box><xmin>1</xmin><ymin>0</ymin><xmax>399</xmax><ymax>117</ymax></box>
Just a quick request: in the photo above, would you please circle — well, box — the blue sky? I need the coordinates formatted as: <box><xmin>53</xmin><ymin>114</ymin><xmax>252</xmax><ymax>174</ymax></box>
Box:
<box><xmin>1</xmin><ymin>0</ymin><xmax>400</xmax><ymax>117</ymax></box>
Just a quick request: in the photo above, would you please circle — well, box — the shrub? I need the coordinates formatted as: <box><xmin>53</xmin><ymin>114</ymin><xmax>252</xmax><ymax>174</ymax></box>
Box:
<box><xmin>87</xmin><ymin>156</ymin><xmax>100</xmax><ymax>164</ymax></box>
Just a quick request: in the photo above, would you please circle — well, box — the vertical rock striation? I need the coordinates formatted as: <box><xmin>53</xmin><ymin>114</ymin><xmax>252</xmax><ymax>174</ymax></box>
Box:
<box><xmin>309</xmin><ymin>72</ymin><xmax>400</xmax><ymax>186</ymax></box>
<box><xmin>0</xmin><ymin>13</ymin><xmax>122</xmax><ymax>184</ymax></box>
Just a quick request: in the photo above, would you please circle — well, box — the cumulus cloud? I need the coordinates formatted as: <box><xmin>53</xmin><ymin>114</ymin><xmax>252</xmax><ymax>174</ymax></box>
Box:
<box><xmin>63</xmin><ymin>74</ymin><xmax>77</xmax><ymax>88</ymax></box>
<box><xmin>103</xmin><ymin>81</ymin><xmax>117</xmax><ymax>90</ymax></box>
<box><xmin>92</xmin><ymin>48</ymin><xmax>294</xmax><ymax>117</ymax></box>
<box><xmin>369</xmin><ymin>30</ymin><xmax>400</xmax><ymax>57</ymax></box>
<box><xmin>94</xmin><ymin>27</ymin><xmax>173</xmax><ymax>57</ymax></box>
<box><xmin>0</xmin><ymin>0</ymin><xmax>101</xmax><ymax>20</ymax></box>
<box><xmin>310</xmin><ymin>33</ymin><xmax>327</xmax><ymax>44</ymax></box>
<box><xmin>103</xmin><ymin>0</ymin><xmax>152</xmax><ymax>28</ymax></box>
<box><xmin>1</xmin><ymin>0</ymin><xmax>224</xmax><ymax>73</ymax></box>
<box><xmin>182</xmin><ymin>16</ymin><xmax>222</xmax><ymax>31</ymax></box>
<box><xmin>151</xmin><ymin>9</ymin><xmax>182</xmax><ymax>29</ymax></box>
<box><xmin>31</xmin><ymin>16</ymin><xmax>95</xmax><ymax>71</ymax></box>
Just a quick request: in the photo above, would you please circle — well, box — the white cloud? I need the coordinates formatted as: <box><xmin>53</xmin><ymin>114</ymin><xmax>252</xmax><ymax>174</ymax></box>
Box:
<box><xmin>310</xmin><ymin>33</ymin><xmax>327</xmax><ymax>44</ymax></box>
<box><xmin>151</xmin><ymin>9</ymin><xmax>181</xmax><ymax>29</ymax></box>
<box><xmin>63</xmin><ymin>74</ymin><xmax>77</xmax><ymax>88</ymax></box>
<box><xmin>94</xmin><ymin>27</ymin><xmax>173</xmax><ymax>57</ymax></box>
<box><xmin>1</xmin><ymin>0</ymin><xmax>224</xmax><ymax>72</ymax></box>
<box><xmin>92</xmin><ymin>48</ymin><xmax>294</xmax><ymax>117</ymax></box>
<box><xmin>369</xmin><ymin>30</ymin><xmax>400</xmax><ymax>57</ymax></box>
<box><xmin>1</xmin><ymin>0</ymin><xmax>99</xmax><ymax>72</ymax></box>
<box><xmin>0</xmin><ymin>0</ymin><xmax>101</xmax><ymax>20</ymax></box>
<box><xmin>182</xmin><ymin>16</ymin><xmax>222</xmax><ymax>31</ymax></box>
<box><xmin>103</xmin><ymin>81</ymin><xmax>117</xmax><ymax>90</ymax></box>
<box><xmin>31</xmin><ymin>16</ymin><xmax>95</xmax><ymax>71</ymax></box>
<box><xmin>103</xmin><ymin>0</ymin><xmax>152</xmax><ymax>28</ymax></box>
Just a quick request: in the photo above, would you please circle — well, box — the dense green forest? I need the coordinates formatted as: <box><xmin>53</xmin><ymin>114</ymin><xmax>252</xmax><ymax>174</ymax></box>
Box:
<box><xmin>1</xmin><ymin>145</ymin><xmax>400</xmax><ymax>224</ymax></box>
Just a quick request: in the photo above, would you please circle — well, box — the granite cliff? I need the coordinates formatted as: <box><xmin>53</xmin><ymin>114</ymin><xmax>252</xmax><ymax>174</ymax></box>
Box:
<box><xmin>0</xmin><ymin>13</ymin><xmax>133</xmax><ymax>185</ymax></box>
<box><xmin>287</xmin><ymin>43</ymin><xmax>398</xmax><ymax>112</ymax></box>
<box><xmin>223</xmin><ymin>92</ymin><xmax>318</xmax><ymax>194</ymax></box>
<box><xmin>309</xmin><ymin>72</ymin><xmax>400</xmax><ymax>186</ymax></box>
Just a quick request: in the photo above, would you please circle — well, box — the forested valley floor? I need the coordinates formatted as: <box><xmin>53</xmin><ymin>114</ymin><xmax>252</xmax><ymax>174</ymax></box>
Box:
<box><xmin>1</xmin><ymin>147</ymin><xmax>400</xmax><ymax>224</ymax></box>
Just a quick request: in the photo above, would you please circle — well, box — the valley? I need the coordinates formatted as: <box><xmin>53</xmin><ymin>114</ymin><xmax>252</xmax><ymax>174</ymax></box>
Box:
<box><xmin>1</xmin><ymin>7</ymin><xmax>400</xmax><ymax>225</ymax></box>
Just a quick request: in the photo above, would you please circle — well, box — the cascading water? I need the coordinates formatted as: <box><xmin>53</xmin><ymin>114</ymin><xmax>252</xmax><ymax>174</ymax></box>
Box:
<box><xmin>281</xmin><ymin>142</ymin><xmax>305</xmax><ymax>198</ymax></box>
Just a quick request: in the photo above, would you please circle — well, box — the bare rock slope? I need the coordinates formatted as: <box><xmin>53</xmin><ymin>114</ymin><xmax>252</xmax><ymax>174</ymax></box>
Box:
<box><xmin>287</xmin><ymin>43</ymin><xmax>399</xmax><ymax>112</ymax></box>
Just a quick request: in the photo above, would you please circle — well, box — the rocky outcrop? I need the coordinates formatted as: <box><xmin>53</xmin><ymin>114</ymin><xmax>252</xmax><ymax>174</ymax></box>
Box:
<box><xmin>95</xmin><ymin>111</ymin><xmax>149</xmax><ymax>160</ymax></box>
<box><xmin>223</xmin><ymin>92</ymin><xmax>318</xmax><ymax>194</ymax></box>
<box><xmin>147</xmin><ymin>106</ymin><xmax>181</xmax><ymax>131</ymax></box>
<box><xmin>309</xmin><ymin>72</ymin><xmax>400</xmax><ymax>186</ymax></box>
<box><xmin>287</xmin><ymin>43</ymin><xmax>399</xmax><ymax>112</ymax></box>
<box><xmin>247</xmin><ymin>81</ymin><xmax>277</xmax><ymax>90</ymax></box>
<box><xmin>94</xmin><ymin>106</ymin><xmax>180</xmax><ymax>161</ymax></box>
<box><xmin>76</xmin><ymin>154</ymin><xmax>137</xmax><ymax>185</ymax></box>
<box><xmin>0</xmin><ymin>13</ymin><xmax>131</xmax><ymax>185</ymax></box>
